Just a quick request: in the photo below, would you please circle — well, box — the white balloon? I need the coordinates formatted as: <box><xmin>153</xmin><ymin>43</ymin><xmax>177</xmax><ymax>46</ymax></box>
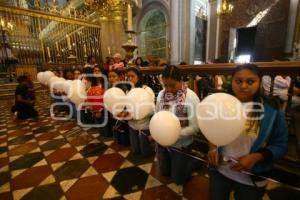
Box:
<box><xmin>149</xmin><ymin>111</ymin><xmax>181</xmax><ymax>146</ymax></box>
<box><xmin>49</xmin><ymin>76</ymin><xmax>60</xmax><ymax>93</ymax></box>
<box><xmin>126</xmin><ymin>88</ymin><xmax>155</xmax><ymax>120</ymax></box>
<box><xmin>72</xmin><ymin>79</ymin><xmax>85</xmax><ymax>90</ymax></box>
<box><xmin>43</xmin><ymin>71</ymin><xmax>55</xmax><ymax>85</ymax></box>
<box><xmin>37</xmin><ymin>72</ymin><xmax>44</xmax><ymax>84</ymax></box>
<box><xmin>103</xmin><ymin>87</ymin><xmax>126</xmax><ymax>116</ymax></box>
<box><xmin>63</xmin><ymin>80</ymin><xmax>73</xmax><ymax>95</ymax></box>
<box><xmin>197</xmin><ymin>93</ymin><xmax>246</xmax><ymax>146</ymax></box>
<box><xmin>144</xmin><ymin>86</ymin><xmax>155</xmax><ymax>102</ymax></box>
<box><xmin>55</xmin><ymin>78</ymin><xmax>66</xmax><ymax>92</ymax></box>
<box><xmin>68</xmin><ymin>80</ymin><xmax>87</xmax><ymax>106</ymax></box>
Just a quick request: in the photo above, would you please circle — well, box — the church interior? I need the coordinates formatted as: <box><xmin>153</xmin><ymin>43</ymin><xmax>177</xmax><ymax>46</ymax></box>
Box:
<box><xmin>0</xmin><ymin>0</ymin><xmax>300</xmax><ymax>199</ymax></box>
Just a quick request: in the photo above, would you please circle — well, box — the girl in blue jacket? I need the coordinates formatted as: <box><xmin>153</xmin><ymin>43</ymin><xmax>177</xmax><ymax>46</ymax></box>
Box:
<box><xmin>208</xmin><ymin>64</ymin><xmax>288</xmax><ymax>200</ymax></box>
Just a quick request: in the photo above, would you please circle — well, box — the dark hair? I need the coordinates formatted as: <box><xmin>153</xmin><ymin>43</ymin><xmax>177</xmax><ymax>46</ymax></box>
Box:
<box><xmin>229</xmin><ymin>63</ymin><xmax>280</xmax><ymax>110</ymax></box>
<box><xmin>134</xmin><ymin>57</ymin><xmax>145</xmax><ymax>67</ymax></box>
<box><xmin>109</xmin><ymin>69</ymin><xmax>122</xmax><ymax>77</ymax></box>
<box><xmin>231</xmin><ymin>64</ymin><xmax>262</xmax><ymax>79</ymax></box>
<box><xmin>73</xmin><ymin>68</ymin><xmax>82</xmax><ymax>73</ymax></box>
<box><xmin>63</xmin><ymin>69</ymin><xmax>73</xmax><ymax>80</ymax></box>
<box><xmin>94</xmin><ymin>65</ymin><xmax>107</xmax><ymax>76</ymax></box>
<box><xmin>94</xmin><ymin>65</ymin><xmax>106</xmax><ymax>86</ymax></box>
<box><xmin>87</xmin><ymin>55</ymin><xmax>95</xmax><ymax>63</ymax></box>
<box><xmin>108</xmin><ymin>57</ymin><xmax>114</xmax><ymax>63</ymax></box>
<box><xmin>126</xmin><ymin>66</ymin><xmax>143</xmax><ymax>87</ymax></box>
<box><xmin>82</xmin><ymin>67</ymin><xmax>94</xmax><ymax>75</ymax></box>
<box><xmin>162</xmin><ymin>65</ymin><xmax>182</xmax><ymax>81</ymax></box>
<box><xmin>85</xmin><ymin>76</ymin><xmax>98</xmax><ymax>87</ymax></box>
<box><xmin>17</xmin><ymin>75</ymin><xmax>28</xmax><ymax>83</ymax></box>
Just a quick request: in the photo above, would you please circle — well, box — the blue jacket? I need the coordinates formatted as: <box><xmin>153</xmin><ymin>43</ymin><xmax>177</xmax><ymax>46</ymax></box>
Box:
<box><xmin>250</xmin><ymin>103</ymin><xmax>288</xmax><ymax>173</ymax></box>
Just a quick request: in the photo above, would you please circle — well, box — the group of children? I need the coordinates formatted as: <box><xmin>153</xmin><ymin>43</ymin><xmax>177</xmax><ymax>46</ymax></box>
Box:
<box><xmin>85</xmin><ymin>63</ymin><xmax>288</xmax><ymax>200</ymax></box>
<box><xmin>15</xmin><ymin>60</ymin><xmax>289</xmax><ymax>199</ymax></box>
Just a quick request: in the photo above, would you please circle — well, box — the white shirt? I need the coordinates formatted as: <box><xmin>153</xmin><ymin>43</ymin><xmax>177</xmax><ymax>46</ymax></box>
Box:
<box><xmin>218</xmin><ymin>112</ymin><xmax>260</xmax><ymax>186</ymax></box>
<box><xmin>262</xmin><ymin>75</ymin><xmax>291</xmax><ymax>101</ymax></box>
<box><xmin>156</xmin><ymin>88</ymin><xmax>200</xmax><ymax>147</ymax></box>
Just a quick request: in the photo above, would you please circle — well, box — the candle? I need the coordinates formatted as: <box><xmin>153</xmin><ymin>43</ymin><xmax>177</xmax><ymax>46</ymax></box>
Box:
<box><xmin>47</xmin><ymin>46</ymin><xmax>51</xmax><ymax>58</ymax></box>
<box><xmin>0</xmin><ymin>19</ymin><xmax>4</xmax><ymax>28</ymax></box>
<box><xmin>127</xmin><ymin>4</ymin><xmax>133</xmax><ymax>31</ymax></box>
<box><xmin>66</xmin><ymin>34</ymin><xmax>72</xmax><ymax>50</ymax></box>
<box><xmin>108</xmin><ymin>46</ymin><xmax>111</xmax><ymax>55</ymax></box>
<box><xmin>55</xmin><ymin>42</ymin><xmax>59</xmax><ymax>52</ymax></box>
<box><xmin>83</xmin><ymin>44</ymin><xmax>87</xmax><ymax>54</ymax></box>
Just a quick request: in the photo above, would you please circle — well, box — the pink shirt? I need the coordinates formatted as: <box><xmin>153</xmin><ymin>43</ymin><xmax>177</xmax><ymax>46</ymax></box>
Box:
<box><xmin>112</xmin><ymin>62</ymin><xmax>125</xmax><ymax>70</ymax></box>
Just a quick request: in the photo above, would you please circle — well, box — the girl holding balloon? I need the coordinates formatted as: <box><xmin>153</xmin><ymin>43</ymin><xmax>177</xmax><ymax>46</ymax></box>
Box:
<box><xmin>207</xmin><ymin>64</ymin><xmax>288</xmax><ymax>200</ymax></box>
<box><xmin>106</xmin><ymin>70</ymin><xmax>131</xmax><ymax>145</ymax></box>
<box><xmin>85</xmin><ymin>75</ymin><xmax>104</xmax><ymax>119</ymax></box>
<box><xmin>118</xmin><ymin>67</ymin><xmax>155</xmax><ymax>156</ymax></box>
<box><xmin>155</xmin><ymin>65</ymin><xmax>200</xmax><ymax>185</ymax></box>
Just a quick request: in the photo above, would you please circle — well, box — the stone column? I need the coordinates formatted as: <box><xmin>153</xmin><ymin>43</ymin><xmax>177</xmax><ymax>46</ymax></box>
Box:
<box><xmin>100</xmin><ymin>17</ymin><xmax>127</xmax><ymax>59</ymax></box>
<box><xmin>284</xmin><ymin>0</ymin><xmax>299</xmax><ymax>53</ymax></box>
<box><xmin>170</xmin><ymin>0</ymin><xmax>183</xmax><ymax>64</ymax></box>
<box><xmin>207</xmin><ymin>0</ymin><xmax>220</xmax><ymax>61</ymax></box>
<box><xmin>182</xmin><ymin>0</ymin><xmax>191</xmax><ymax>64</ymax></box>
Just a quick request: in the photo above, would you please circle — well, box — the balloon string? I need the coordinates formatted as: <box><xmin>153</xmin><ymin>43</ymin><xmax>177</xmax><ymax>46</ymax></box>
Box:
<box><xmin>111</xmin><ymin>119</ymin><xmax>300</xmax><ymax>192</ymax></box>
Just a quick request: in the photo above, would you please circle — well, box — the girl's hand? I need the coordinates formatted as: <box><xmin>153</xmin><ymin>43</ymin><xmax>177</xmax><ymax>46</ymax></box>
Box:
<box><xmin>148</xmin><ymin>135</ymin><xmax>153</xmax><ymax>142</ymax></box>
<box><xmin>208</xmin><ymin>148</ymin><xmax>219</xmax><ymax>166</ymax></box>
<box><xmin>231</xmin><ymin>153</ymin><xmax>263</xmax><ymax>171</ymax></box>
<box><xmin>116</xmin><ymin>112</ymin><xmax>123</xmax><ymax>118</ymax></box>
<box><xmin>116</xmin><ymin>111</ymin><xmax>130</xmax><ymax>119</ymax></box>
<box><xmin>95</xmin><ymin>112</ymin><xmax>102</xmax><ymax>118</ymax></box>
<box><xmin>85</xmin><ymin>106</ymin><xmax>92</xmax><ymax>111</ymax></box>
<box><xmin>122</xmin><ymin>112</ymin><xmax>130</xmax><ymax>118</ymax></box>
<box><xmin>207</xmin><ymin>143</ymin><xmax>219</xmax><ymax>166</ymax></box>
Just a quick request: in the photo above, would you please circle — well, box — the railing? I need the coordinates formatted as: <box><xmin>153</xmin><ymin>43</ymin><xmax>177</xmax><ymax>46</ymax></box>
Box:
<box><xmin>45</xmin><ymin>61</ymin><xmax>300</xmax><ymax>107</ymax></box>
<box><xmin>140</xmin><ymin>61</ymin><xmax>300</xmax><ymax>75</ymax></box>
<box><xmin>139</xmin><ymin>61</ymin><xmax>300</xmax><ymax>182</ymax></box>
<box><xmin>37</xmin><ymin>61</ymin><xmax>300</xmax><ymax>188</ymax></box>
<box><xmin>44</xmin><ymin>63</ymin><xmax>85</xmax><ymax>71</ymax></box>
<box><xmin>0</xmin><ymin>4</ymin><xmax>102</xmax><ymax>67</ymax></box>
<box><xmin>140</xmin><ymin>61</ymin><xmax>300</xmax><ymax>107</ymax></box>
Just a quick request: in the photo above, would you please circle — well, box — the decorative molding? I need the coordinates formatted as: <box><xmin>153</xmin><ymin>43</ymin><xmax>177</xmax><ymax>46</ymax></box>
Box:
<box><xmin>0</xmin><ymin>3</ymin><xmax>101</xmax><ymax>28</ymax></box>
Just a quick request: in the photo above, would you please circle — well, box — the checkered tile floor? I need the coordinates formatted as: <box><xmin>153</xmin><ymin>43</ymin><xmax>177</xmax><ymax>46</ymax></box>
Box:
<box><xmin>0</xmin><ymin>93</ymin><xmax>209</xmax><ymax>200</ymax></box>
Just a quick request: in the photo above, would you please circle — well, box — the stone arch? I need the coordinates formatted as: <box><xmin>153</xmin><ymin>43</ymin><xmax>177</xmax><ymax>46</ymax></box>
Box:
<box><xmin>136</xmin><ymin>0</ymin><xmax>169</xmax><ymax>60</ymax></box>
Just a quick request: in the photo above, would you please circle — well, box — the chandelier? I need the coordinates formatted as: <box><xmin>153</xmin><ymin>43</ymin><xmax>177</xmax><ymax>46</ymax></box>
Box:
<box><xmin>85</xmin><ymin>0</ymin><xmax>128</xmax><ymax>18</ymax></box>
<box><xmin>84</xmin><ymin>0</ymin><xmax>141</xmax><ymax>18</ymax></box>
<box><xmin>217</xmin><ymin>0</ymin><xmax>234</xmax><ymax>16</ymax></box>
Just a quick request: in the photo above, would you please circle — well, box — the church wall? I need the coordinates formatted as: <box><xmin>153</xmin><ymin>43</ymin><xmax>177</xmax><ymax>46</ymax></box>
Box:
<box><xmin>219</xmin><ymin>0</ymin><xmax>290</xmax><ymax>61</ymax></box>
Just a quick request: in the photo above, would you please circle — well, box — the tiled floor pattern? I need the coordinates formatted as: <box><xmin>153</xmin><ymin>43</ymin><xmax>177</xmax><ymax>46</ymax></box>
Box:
<box><xmin>1</xmin><ymin>93</ymin><xmax>293</xmax><ymax>200</ymax></box>
<box><xmin>0</xmin><ymin>94</ymin><xmax>209</xmax><ymax>200</ymax></box>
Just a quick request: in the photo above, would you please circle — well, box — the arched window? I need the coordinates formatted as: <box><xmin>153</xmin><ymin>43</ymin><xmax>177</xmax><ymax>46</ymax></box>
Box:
<box><xmin>139</xmin><ymin>9</ymin><xmax>167</xmax><ymax>59</ymax></box>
